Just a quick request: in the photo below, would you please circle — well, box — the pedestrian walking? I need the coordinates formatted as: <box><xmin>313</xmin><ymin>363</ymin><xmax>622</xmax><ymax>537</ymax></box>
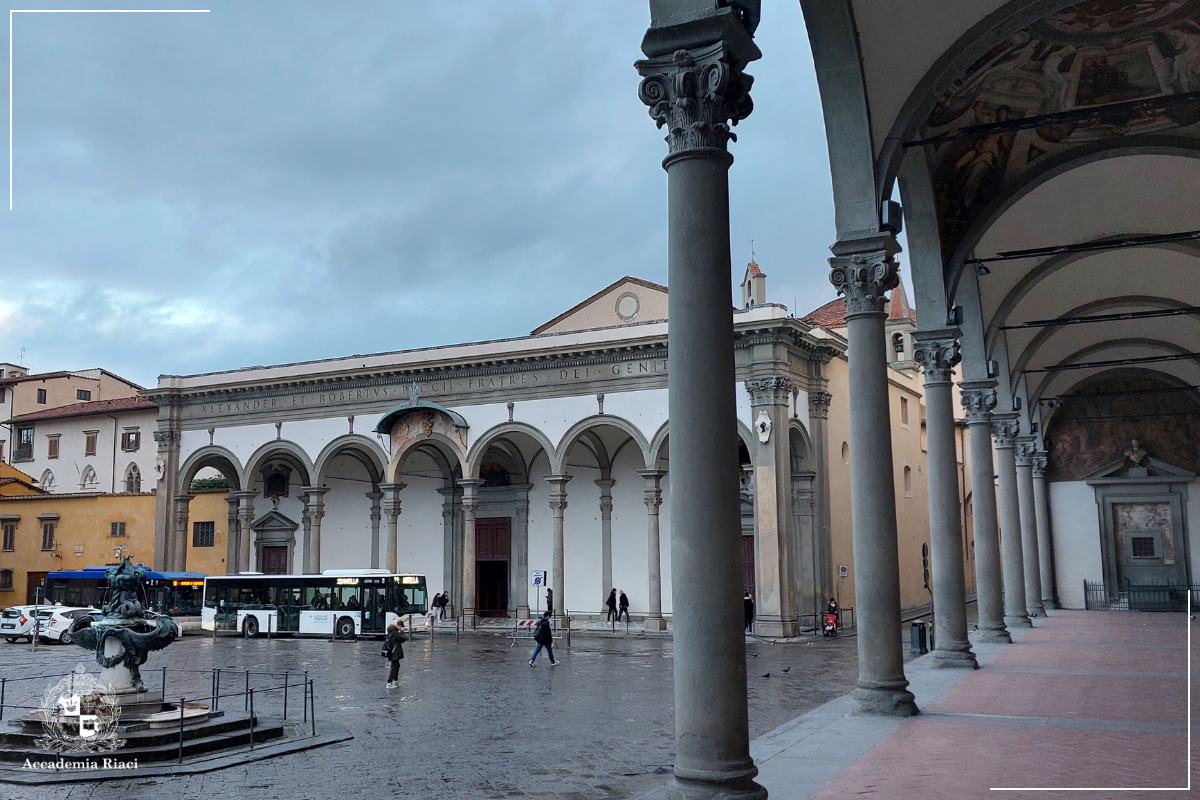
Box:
<box><xmin>545</xmin><ymin>587</ymin><xmax>554</xmax><ymax>618</ymax></box>
<box><xmin>383</xmin><ymin>620</ymin><xmax>407</xmax><ymax>688</ymax></box>
<box><xmin>618</xmin><ymin>590</ymin><xmax>630</xmax><ymax>623</ymax></box>
<box><xmin>744</xmin><ymin>592</ymin><xmax>755</xmax><ymax>633</ymax></box>
<box><xmin>605</xmin><ymin>589</ymin><xmax>618</xmax><ymax>623</ymax></box>
<box><xmin>438</xmin><ymin>592</ymin><xmax>450</xmax><ymax>619</ymax></box>
<box><xmin>529</xmin><ymin>611</ymin><xmax>557</xmax><ymax>666</ymax></box>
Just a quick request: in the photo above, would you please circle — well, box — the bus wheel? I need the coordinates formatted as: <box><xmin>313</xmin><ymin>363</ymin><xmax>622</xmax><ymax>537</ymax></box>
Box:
<box><xmin>336</xmin><ymin>617</ymin><xmax>355</xmax><ymax>640</ymax></box>
<box><xmin>243</xmin><ymin>617</ymin><xmax>259</xmax><ymax>638</ymax></box>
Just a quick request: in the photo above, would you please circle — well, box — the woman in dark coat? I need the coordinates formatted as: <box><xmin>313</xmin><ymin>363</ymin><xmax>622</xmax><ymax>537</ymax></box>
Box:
<box><xmin>384</xmin><ymin>621</ymin><xmax>406</xmax><ymax>689</ymax></box>
<box><xmin>605</xmin><ymin>589</ymin><xmax>618</xmax><ymax>623</ymax></box>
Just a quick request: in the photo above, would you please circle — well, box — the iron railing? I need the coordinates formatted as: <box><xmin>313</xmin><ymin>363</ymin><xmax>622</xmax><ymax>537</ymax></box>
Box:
<box><xmin>1084</xmin><ymin>580</ymin><xmax>1200</xmax><ymax>612</ymax></box>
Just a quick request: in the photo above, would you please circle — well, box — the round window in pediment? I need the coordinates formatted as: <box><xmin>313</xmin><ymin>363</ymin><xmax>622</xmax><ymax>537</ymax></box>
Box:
<box><xmin>615</xmin><ymin>292</ymin><xmax>640</xmax><ymax>321</ymax></box>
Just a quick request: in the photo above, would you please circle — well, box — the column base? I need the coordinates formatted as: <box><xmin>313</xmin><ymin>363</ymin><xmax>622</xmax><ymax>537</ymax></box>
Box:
<box><xmin>750</xmin><ymin>616</ymin><xmax>798</xmax><ymax>638</ymax></box>
<box><xmin>932</xmin><ymin>646</ymin><xmax>979</xmax><ymax>669</ymax></box>
<box><xmin>1027</xmin><ymin>603</ymin><xmax>1046</xmax><ymax>618</ymax></box>
<box><xmin>1005</xmin><ymin>613</ymin><xmax>1033</xmax><ymax>628</ymax></box>
<box><xmin>852</xmin><ymin>681</ymin><xmax>919</xmax><ymax>717</ymax></box>
<box><xmin>975</xmin><ymin>625</ymin><xmax>1012</xmax><ymax>644</ymax></box>
<box><xmin>1043</xmin><ymin>599</ymin><xmax>1058</xmax><ymax>611</ymax></box>
<box><xmin>517</xmin><ymin>605</ymin><xmax>530</xmax><ymax>619</ymax></box>
<box><xmin>463</xmin><ymin>609</ymin><xmax>477</xmax><ymax>628</ymax></box>
<box><xmin>644</xmin><ymin>615</ymin><xmax>667</xmax><ymax>632</ymax></box>
<box><xmin>668</xmin><ymin>770</ymin><xmax>766</xmax><ymax>800</ymax></box>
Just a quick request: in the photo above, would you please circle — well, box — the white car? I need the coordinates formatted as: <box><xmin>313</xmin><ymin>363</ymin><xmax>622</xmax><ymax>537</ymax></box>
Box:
<box><xmin>40</xmin><ymin>607</ymin><xmax>101</xmax><ymax>644</ymax></box>
<box><xmin>0</xmin><ymin>605</ymin><xmax>45</xmax><ymax>643</ymax></box>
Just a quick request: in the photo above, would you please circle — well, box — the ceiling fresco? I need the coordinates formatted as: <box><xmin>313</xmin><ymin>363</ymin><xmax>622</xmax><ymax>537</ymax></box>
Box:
<box><xmin>920</xmin><ymin>0</ymin><xmax>1200</xmax><ymax>260</ymax></box>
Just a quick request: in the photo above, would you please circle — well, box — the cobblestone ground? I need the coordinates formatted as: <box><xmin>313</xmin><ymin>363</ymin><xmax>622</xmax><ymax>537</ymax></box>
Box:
<box><xmin>0</xmin><ymin>624</ymin><xmax>871</xmax><ymax>800</ymax></box>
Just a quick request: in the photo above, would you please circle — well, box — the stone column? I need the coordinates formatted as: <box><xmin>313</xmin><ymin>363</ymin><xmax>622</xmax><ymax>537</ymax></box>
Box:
<box><xmin>596</xmin><ymin>478</ymin><xmax>615</xmax><ymax>605</ymax></box>
<box><xmin>828</xmin><ymin>240</ymin><xmax>918</xmax><ymax>716</ymax></box>
<box><xmin>1033</xmin><ymin>453</ymin><xmax>1057</xmax><ymax>610</ymax></box>
<box><xmin>437</xmin><ymin>486</ymin><xmax>458</xmax><ymax>609</ymax></box>
<box><xmin>302</xmin><ymin>487</ymin><xmax>329</xmax><ymax>574</ymax></box>
<box><xmin>912</xmin><ymin>331</ymin><xmax>976</xmax><ymax>669</ymax></box>
<box><xmin>959</xmin><ymin>382</ymin><xmax>1009</xmax><ymax>643</ymax></box>
<box><xmin>1015</xmin><ymin>439</ymin><xmax>1045</xmax><ymax>618</ymax></box>
<box><xmin>514</xmin><ymin>500</ymin><xmax>530</xmax><ymax>618</ymax></box>
<box><xmin>171</xmin><ymin>495</ymin><xmax>193</xmax><ymax>573</ymax></box>
<box><xmin>637</xmin><ymin>12</ymin><xmax>766</xmax><ymax>795</ymax></box>
<box><xmin>808</xmin><ymin>388</ymin><xmax>834</xmax><ymax>619</ymax></box>
<box><xmin>790</xmin><ymin>477</ymin><xmax>817</xmax><ymax>627</ymax></box>
<box><xmin>232</xmin><ymin>490</ymin><xmax>256</xmax><ymax>574</ymax></box>
<box><xmin>151</xmin><ymin>427</ymin><xmax>181</xmax><ymax>572</ymax></box>
<box><xmin>225</xmin><ymin>496</ymin><xmax>240</xmax><ymax>574</ymax></box>
<box><xmin>459</xmin><ymin>479</ymin><xmax>483</xmax><ymax>627</ymax></box>
<box><xmin>378</xmin><ymin>483</ymin><xmax>405</xmax><ymax>574</ymax></box>
<box><xmin>366</xmin><ymin>490</ymin><xmax>383</xmax><ymax>569</ymax></box>
<box><xmin>639</xmin><ymin>469</ymin><xmax>667</xmax><ymax>632</ymax></box>
<box><xmin>746</xmin><ymin>375</ymin><xmax>799</xmax><ymax>638</ymax></box>
<box><xmin>546</xmin><ymin>475</ymin><xmax>571</xmax><ymax>623</ymax></box>
<box><xmin>992</xmin><ymin>415</ymin><xmax>1031</xmax><ymax>628</ymax></box>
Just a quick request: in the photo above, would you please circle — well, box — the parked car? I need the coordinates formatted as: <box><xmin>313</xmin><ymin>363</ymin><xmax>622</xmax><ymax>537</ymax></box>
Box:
<box><xmin>40</xmin><ymin>607</ymin><xmax>101</xmax><ymax>644</ymax></box>
<box><xmin>1</xmin><ymin>605</ymin><xmax>46</xmax><ymax>643</ymax></box>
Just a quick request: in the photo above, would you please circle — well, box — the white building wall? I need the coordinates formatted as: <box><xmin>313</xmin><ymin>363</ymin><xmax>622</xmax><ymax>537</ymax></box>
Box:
<box><xmin>1187</xmin><ymin>479</ymin><xmax>1200</xmax><ymax>584</ymax></box>
<box><xmin>610</xmin><ymin>446</ymin><xmax>650</xmax><ymax>614</ymax></box>
<box><xmin>601</xmin><ymin>388</ymin><xmax>669</xmax><ymax>452</ymax></box>
<box><xmin>396</xmin><ymin>450</ymin><xmax>448</xmax><ymax>591</ymax></box>
<box><xmin>15</xmin><ymin>408</ymin><xmax>157</xmax><ymax>494</ymax></box>
<box><xmin>527</xmin><ymin>451</ymin><xmax>554</xmax><ymax>611</ymax></box>
<box><xmin>562</xmin><ymin>464</ymin><xmax>603</xmax><ymax>615</ymax></box>
<box><xmin>318</xmin><ymin>453</ymin><xmax>376</xmax><ymax>571</ymax></box>
<box><xmin>1050</xmin><ymin>480</ymin><xmax>1103</xmax><ymax>609</ymax></box>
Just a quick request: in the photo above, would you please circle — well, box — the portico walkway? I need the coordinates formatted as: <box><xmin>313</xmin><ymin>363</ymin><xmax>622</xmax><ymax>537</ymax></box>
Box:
<box><xmin>754</xmin><ymin>611</ymin><xmax>1192</xmax><ymax>798</ymax></box>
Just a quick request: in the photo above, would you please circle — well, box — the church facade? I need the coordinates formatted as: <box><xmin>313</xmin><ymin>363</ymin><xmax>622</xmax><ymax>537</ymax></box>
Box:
<box><xmin>146</xmin><ymin>270</ymin><xmax>957</xmax><ymax>636</ymax></box>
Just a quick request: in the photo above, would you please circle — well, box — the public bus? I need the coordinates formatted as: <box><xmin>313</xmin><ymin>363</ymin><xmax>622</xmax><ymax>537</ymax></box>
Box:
<box><xmin>45</xmin><ymin>567</ymin><xmax>206</xmax><ymax>617</ymax></box>
<box><xmin>201</xmin><ymin>569</ymin><xmax>428</xmax><ymax>639</ymax></box>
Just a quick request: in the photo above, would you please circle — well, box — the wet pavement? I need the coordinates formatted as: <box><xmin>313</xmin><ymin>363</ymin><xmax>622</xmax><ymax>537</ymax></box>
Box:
<box><xmin>0</xmin><ymin>625</ymin><xmax>865</xmax><ymax>799</ymax></box>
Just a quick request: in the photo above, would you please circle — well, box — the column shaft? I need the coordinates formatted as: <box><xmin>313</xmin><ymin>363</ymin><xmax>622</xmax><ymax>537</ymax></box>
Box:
<box><xmin>547</xmin><ymin>475</ymin><xmax>571</xmax><ymax>623</ymax></box>
<box><xmin>639</xmin><ymin>469</ymin><xmax>667</xmax><ymax>632</ymax></box>
<box><xmin>1015</xmin><ymin>441</ymin><xmax>1045</xmax><ymax>618</ymax></box>
<box><xmin>993</xmin><ymin>416</ymin><xmax>1030</xmax><ymax>628</ymax></box>
<box><xmin>172</xmin><ymin>495</ymin><xmax>193</xmax><ymax>573</ymax></box>
<box><xmin>913</xmin><ymin>332</ymin><xmax>976</xmax><ymax>668</ymax></box>
<box><xmin>366</xmin><ymin>490</ymin><xmax>383</xmax><ymax>570</ymax></box>
<box><xmin>597</xmin><ymin>478</ymin><xmax>615</xmax><ymax>608</ymax></box>
<box><xmin>226</xmin><ymin>497</ymin><xmax>240</xmax><ymax>574</ymax></box>
<box><xmin>1033</xmin><ymin>454</ymin><xmax>1057</xmax><ymax>610</ymax></box>
<box><xmin>233</xmin><ymin>491</ymin><xmax>255</xmax><ymax>574</ymax></box>
<box><xmin>960</xmin><ymin>383</ymin><xmax>1009</xmax><ymax>643</ymax></box>
<box><xmin>460</xmin><ymin>480</ymin><xmax>482</xmax><ymax>627</ymax></box>
<box><xmin>304</xmin><ymin>487</ymin><xmax>329</xmax><ymax>575</ymax></box>
<box><xmin>379</xmin><ymin>482</ymin><xmax>405</xmax><ymax>576</ymax></box>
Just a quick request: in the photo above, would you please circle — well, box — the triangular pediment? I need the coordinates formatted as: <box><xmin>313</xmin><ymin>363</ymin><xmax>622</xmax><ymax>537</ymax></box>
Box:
<box><xmin>251</xmin><ymin>509</ymin><xmax>299</xmax><ymax>532</ymax></box>
<box><xmin>532</xmin><ymin>276</ymin><xmax>668</xmax><ymax>335</ymax></box>
<box><xmin>1085</xmin><ymin>455</ymin><xmax>1195</xmax><ymax>483</ymax></box>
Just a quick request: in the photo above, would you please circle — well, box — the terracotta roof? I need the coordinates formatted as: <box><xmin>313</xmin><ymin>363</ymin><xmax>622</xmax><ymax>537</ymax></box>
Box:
<box><xmin>9</xmin><ymin>396</ymin><xmax>156</xmax><ymax>423</ymax></box>
<box><xmin>802</xmin><ymin>287</ymin><xmax>917</xmax><ymax>330</ymax></box>
<box><xmin>746</xmin><ymin>259</ymin><xmax>763</xmax><ymax>277</ymax></box>
<box><xmin>0</xmin><ymin>368</ymin><xmax>144</xmax><ymax>390</ymax></box>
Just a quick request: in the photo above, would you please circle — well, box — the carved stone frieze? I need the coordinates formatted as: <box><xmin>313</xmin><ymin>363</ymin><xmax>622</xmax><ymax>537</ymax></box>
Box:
<box><xmin>636</xmin><ymin>42</ymin><xmax>754</xmax><ymax>158</ymax></box>
<box><xmin>745</xmin><ymin>376</ymin><xmax>794</xmax><ymax>406</ymax></box>
<box><xmin>912</xmin><ymin>331</ymin><xmax>961</xmax><ymax>385</ymax></box>
<box><xmin>828</xmin><ymin>251</ymin><xmax>901</xmax><ymax>317</ymax></box>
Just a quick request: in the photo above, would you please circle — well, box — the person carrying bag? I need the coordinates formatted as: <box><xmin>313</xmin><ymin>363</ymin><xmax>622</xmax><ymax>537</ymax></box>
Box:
<box><xmin>382</xmin><ymin>620</ymin><xmax>407</xmax><ymax>688</ymax></box>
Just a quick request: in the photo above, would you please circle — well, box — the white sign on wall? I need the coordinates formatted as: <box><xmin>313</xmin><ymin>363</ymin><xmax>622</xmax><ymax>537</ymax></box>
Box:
<box><xmin>839</xmin><ymin>565</ymin><xmax>849</xmax><ymax>578</ymax></box>
<box><xmin>531</xmin><ymin>570</ymin><xmax>546</xmax><ymax>587</ymax></box>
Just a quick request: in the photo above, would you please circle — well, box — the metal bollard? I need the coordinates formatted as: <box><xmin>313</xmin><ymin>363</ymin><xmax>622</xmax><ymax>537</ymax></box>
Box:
<box><xmin>214</xmin><ymin>669</ymin><xmax>221</xmax><ymax>712</ymax></box>
<box><xmin>162</xmin><ymin>666</ymin><xmax>167</xmax><ymax>699</ymax></box>
<box><xmin>910</xmin><ymin>621</ymin><xmax>928</xmax><ymax>655</ymax></box>
<box><xmin>309</xmin><ymin>679</ymin><xmax>317</xmax><ymax>736</ymax></box>
<box><xmin>177</xmin><ymin>697</ymin><xmax>186</xmax><ymax>763</ymax></box>
<box><xmin>244</xmin><ymin>670</ymin><xmax>250</xmax><ymax>711</ymax></box>
<box><xmin>248</xmin><ymin>689</ymin><xmax>255</xmax><ymax>749</ymax></box>
<box><xmin>1</xmin><ymin>677</ymin><xmax>6</xmax><ymax>722</ymax></box>
<box><xmin>283</xmin><ymin>672</ymin><xmax>289</xmax><ymax>721</ymax></box>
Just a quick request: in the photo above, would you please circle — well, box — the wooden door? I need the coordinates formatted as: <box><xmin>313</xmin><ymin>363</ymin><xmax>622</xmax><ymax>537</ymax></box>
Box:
<box><xmin>261</xmin><ymin>546</ymin><xmax>288</xmax><ymax>575</ymax></box>
<box><xmin>26</xmin><ymin>571</ymin><xmax>48</xmax><ymax>605</ymax></box>
<box><xmin>742</xmin><ymin>536</ymin><xmax>755</xmax><ymax>599</ymax></box>
<box><xmin>476</xmin><ymin>518</ymin><xmax>511</xmax><ymax>616</ymax></box>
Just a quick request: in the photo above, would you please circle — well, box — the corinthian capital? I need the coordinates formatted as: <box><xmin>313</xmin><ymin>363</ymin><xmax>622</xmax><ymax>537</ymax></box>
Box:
<box><xmin>1032</xmin><ymin>451</ymin><xmax>1049</xmax><ymax>477</ymax></box>
<box><xmin>745</xmin><ymin>376</ymin><xmax>794</xmax><ymax>406</ymax></box>
<box><xmin>1014</xmin><ymin>437</ymin><xmax>1037</xmax><ymax>466</ymax></box>
<box><xmin>912</xmin><ymin>330</ymin><xmax>961</xmax><ymax>385</ymax></box>
<box><xmin>636</xmin><ymin>42</ymin><xmax>754</xmax><ymax>159</ymax></box>
<box><xmin>153</xmin><ymin>429</ymin><xmax>180</xmax><ymax>452</ymax></box>
<box><xmin>959</xmin><ymin>381</ymin><xmax>998</xmax><ymax>424</ymax></box>
<box><xmin>828</xmin><ymin>250</ymin><xmax>901</xmax><ymax>317</ymax></box>
<box><xmin>991</xmin><ymin>414</ymin><xmax>1021</xmax><ymax>449</ymax></box>
<box><xmin>808</xmin><ymin>391</ymin><xmax>832</xmax><ymax>420</ymax></box>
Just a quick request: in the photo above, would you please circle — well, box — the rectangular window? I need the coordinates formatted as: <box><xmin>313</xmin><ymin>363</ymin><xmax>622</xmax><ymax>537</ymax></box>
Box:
<box><xmin>41</xmin><ymin>522</ymin><xmax>55</xmax><ymax>551</ymax></box>
<box><xmin>84</xmin><ymin>431</ymin><xmax>98</xmax><ymax>456</ymax></box>
<box><xmin>0</xmin><ymin>570</ymin><xmax>12</xmax><ymax>592</ymax></box>
<box><xmin>110</xmin><ymin>521</ymin><xmax>126</xmax><ymax>538</ymax></box>
<box><xmin>47</xmin><ymin>436</ymin><xmax>60</xmax><ymax>459</ymax></box>
<box><xmin>1131</xmin><ymin>537</ymin><xmax>1156</xmax><ymax>558</ymax></box>
<box><xmin>36</xmin><ymin>388</ymin><xmax>47</xmax><ymax>404</ymax></box>
<box><xmin>0</xmin><ymin>387</ymin><xmax>5</xmax><ymax>401</ymax></box>
<box><xmin>76</xmin><ymin>389</ymin><xmax>92</xmax><ymax>401</ymax></box>
<box><xmin>900</xmin><ymin>397</ymin><xmax>910</xmax><ymax>426</ymax></box>
<box><xmin>2</xmin><ymin>523</ymin><xmax>15</xmax><ymax>551</ymax></box>
<box><xmin>15</xmin><ymin>426</ymin><xmax>33</xmax><ymax>461</ymax></box>
<box><xmin>121</xmin><ymin>431</ymin><xmax>140</xmax><ymax>452</ymax></box>
<box><xmin>193</xmin><ymin>521</ymin><xmax>215</xmax><ymax>548</ymax></box>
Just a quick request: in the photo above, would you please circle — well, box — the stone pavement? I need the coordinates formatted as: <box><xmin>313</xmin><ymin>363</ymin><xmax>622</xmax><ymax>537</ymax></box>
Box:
<box><xmin>753</xmin><ymin>610</ymin><xmax>1194</xmax><ymax>799</ymax></box>
<box><xmin>0</xmin><ymin>623</ymin><xmax>863</xmax><ymax>799</ymax></box>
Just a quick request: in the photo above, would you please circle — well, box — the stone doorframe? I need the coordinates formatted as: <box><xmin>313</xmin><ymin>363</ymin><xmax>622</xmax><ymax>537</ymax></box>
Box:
<box><xmin>250</xmin><ymin>509</ymin><xmax>299</xmax><ymax>574</ymax></box>
<box><xmin>476</xmin><ymin>483</ymin><xmax>532</xmax><ymax>618</ymax></box>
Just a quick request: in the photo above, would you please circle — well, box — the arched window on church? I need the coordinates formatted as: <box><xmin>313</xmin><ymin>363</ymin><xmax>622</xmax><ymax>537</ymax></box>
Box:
<box><xmin>892</xmin><ymin>332</ymin><xmax>905</xmax><ymax>359</ymax></box>
<box><xmin>39</xmin><ymin>469</ymin><xmax>55</xmax><ymax>491</ymax></box>
<box><xmin>125</xmin><ymin>463</ymin><xmax>142</xmax><ymax>493</ymax></box>
<box><xmin>480</xmin><ymin>462</ymin><xmax>511</xmax><ymax>487</ymax></box>
<box><xmin>80</xmin><ymin>465</ymin><xmax>98</xmax><ymax>489</ymax></box>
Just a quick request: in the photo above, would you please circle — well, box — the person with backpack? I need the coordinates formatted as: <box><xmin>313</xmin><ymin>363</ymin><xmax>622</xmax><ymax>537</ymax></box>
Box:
<box><xmin>618</xmin><ymin>590</ymin><xmax>630</xmax><ymax>623</ymax></box>
<box><xmin>382</xmin><ymin>620</ymin><xmax>407</xmax><ymax>688</ymax></box>
<box><xmin>605</xmin><ymin>589</ymin><xmax>618</xmax><ymax>623</ymax></box>
<box><xmin>529</xmin><ymin>611</ymin><xmax>557</xmax><ymax>667</ymax></box>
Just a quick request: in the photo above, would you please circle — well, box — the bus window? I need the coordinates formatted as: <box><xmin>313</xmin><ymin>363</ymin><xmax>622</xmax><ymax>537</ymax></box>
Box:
<box><xmin>306</xmin><ymin>587</ymin><xmax>329</xmax><ymax>609</ymax></box>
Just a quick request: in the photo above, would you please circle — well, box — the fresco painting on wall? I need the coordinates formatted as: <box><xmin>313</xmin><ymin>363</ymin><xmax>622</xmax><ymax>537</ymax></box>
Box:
<box><xmin>1114</xmin><ymin>501</ymin><xmax>1175</xmax><ymax>563</ymax></box>
<box><xmin>921</xmin><ymin>0</ymin><xmax>1200</xmax><ymax>257</ymax></box>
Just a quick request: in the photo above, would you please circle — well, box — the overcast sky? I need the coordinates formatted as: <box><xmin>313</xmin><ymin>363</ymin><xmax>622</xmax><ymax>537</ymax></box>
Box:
<box><xmin>1</xmin><ymin>1</ymin><xmax>866</xmax><ymax>389</ymax></box>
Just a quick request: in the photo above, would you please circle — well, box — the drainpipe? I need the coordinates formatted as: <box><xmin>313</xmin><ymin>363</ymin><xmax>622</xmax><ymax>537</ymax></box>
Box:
<box><xmin>106</xmin><ymin>414</ymin><xmax>119</xmax><ymax>494</ymax></box>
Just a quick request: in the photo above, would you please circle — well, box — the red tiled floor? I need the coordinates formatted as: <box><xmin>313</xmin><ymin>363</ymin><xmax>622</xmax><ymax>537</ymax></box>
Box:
<box><xmin>811</xmin><ymin>611</ymin><xmax>1194</xmax><ymax>799</ymax></box>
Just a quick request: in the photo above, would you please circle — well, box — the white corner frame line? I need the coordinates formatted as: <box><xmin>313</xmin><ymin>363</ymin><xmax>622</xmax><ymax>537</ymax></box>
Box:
<box><xmin>991</xmin><ymin>589</ymin><xmax>1192</xmax><ymax>792</ymax></box>
<box><xmin>9</xmin><ymin>8</ymin><xmax>211</xmax><ymax>210</ymax></box>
